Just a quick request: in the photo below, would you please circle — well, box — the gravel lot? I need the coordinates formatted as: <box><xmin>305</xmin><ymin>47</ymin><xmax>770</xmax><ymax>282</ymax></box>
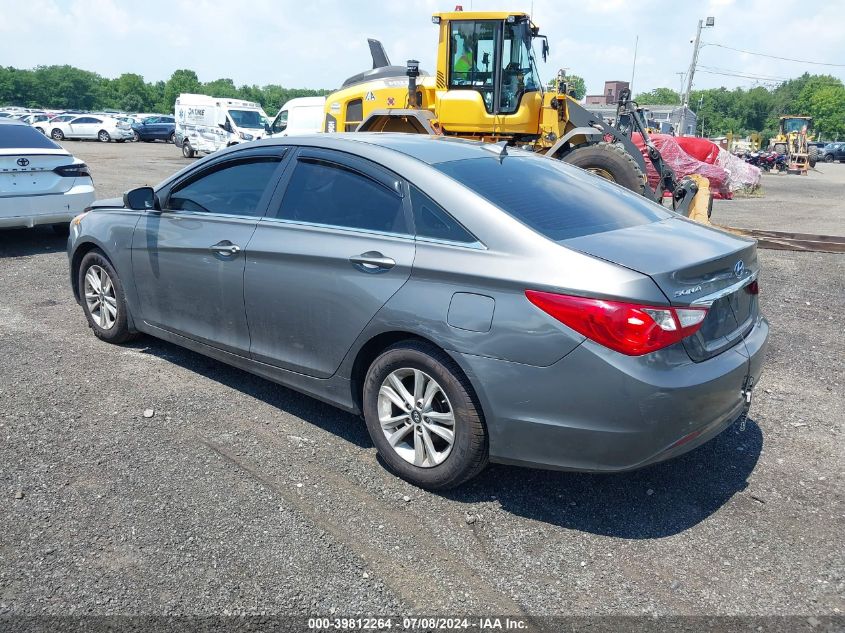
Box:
<box><xmin>1</xmin><ymin>141</ymin><xmax>843</xmax><ymax>621</ymax></box>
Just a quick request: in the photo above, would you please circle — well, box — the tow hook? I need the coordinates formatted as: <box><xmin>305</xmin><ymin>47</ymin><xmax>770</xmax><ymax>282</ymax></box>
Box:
<box><xmin>739</xmin><ymin>375</ymin><xmax>754</xmax><ymax>432</ymax></box>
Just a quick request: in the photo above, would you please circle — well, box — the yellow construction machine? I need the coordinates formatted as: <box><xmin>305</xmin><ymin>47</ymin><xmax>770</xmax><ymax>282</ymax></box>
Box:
<box><xmin>322</xmin><ymin>9</ymin><xmax>700</xmax><ymax>208</ymax></box>
<box><xmin>768</xmin><ymin>115</ymin><xmax>816</xmax><ymax>172</ymax></box>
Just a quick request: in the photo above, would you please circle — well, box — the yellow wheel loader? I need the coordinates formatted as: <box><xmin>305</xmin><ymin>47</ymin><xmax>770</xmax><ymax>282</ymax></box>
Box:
<box><xmin>768</xmin><ymin>115</ymin><xmax>816</xmax><ymax>171</ymax></box>
<box><xmin>322</xmin><ymin>9</ymin><xmax>700</xmax><ymax>210</ymax></box>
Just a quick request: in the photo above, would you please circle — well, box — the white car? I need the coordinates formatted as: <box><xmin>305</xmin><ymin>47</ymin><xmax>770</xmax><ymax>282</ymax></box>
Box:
<box><xmin>0</xmin><ymin>119</ymin><xmax>95</xmax><ymax>232</ymax></box>
<box><xmin>48</xmin><ymin>115</ymin><xmax>134</xmax><ymax>143</ymax></box>
<box><xmin>34</xmin><ymin>114</ymin><xmax>76</xmax><ymax>135</ymax></box>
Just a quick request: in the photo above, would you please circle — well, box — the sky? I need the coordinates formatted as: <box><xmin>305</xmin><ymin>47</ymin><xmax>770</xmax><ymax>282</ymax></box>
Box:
<box><xmin>2</xmin><ymin>0</ymin><xmax>844</xmax><ymax>96</ymax></box>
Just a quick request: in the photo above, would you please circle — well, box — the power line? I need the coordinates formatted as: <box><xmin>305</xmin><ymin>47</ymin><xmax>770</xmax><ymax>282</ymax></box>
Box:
<box><xmin>697</xmin><ymin>69</ymin><xmax>785</xmax><ymax>85</ymax></box>
<box><xmin>698</xmin><ymin>65</ymin><xmax>790</xmax><ymax>82</ymax></box>
<box><xmin>703</xmin><ymin>43</ymin><xmax>845</xmax><ymax>67</ymax></box>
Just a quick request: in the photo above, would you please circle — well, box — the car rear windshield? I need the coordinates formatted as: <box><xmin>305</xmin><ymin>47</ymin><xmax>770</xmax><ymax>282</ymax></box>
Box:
<box><xmin>0</xmin><ymin>124</ymin><xmax>62</xmax><ymax>150</ymax></box>
<box><xmin>434</xmin><ymin>154</ymin><xmax>670</xmax><ymax>241</ymax></box>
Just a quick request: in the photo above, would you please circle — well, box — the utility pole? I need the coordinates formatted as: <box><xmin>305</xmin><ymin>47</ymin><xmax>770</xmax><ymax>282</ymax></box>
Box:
<box><xmin>680</xmin><ymin>16</ymin><xmax>714</xmax><ymax>136</ymax></box>
<box><xmin>630</xmin><ymin>35</ymin><xmax>639</xmax><ymax>94</ymax></box>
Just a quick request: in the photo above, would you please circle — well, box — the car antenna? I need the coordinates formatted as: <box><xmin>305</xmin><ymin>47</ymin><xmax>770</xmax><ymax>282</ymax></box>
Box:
<box><xmin>483</xmin><ymin>140</ymin><xmax>509</xmax><ymax>161</ymax></box>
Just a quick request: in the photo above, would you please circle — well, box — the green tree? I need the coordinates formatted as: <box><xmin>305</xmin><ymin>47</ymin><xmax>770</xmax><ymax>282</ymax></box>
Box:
<box><xmin>160</xmin><ymin>69</ymin><xmax>201</xmax><ymax>113</ymax></box>
<box><xmin>633</xmin><ymin>87</ymin><xmax>680</xmax><ymax>105</ymax></box>
<box><xmin>807</xmin><ymin>84</ymin><xmax>845</xmax><ymax>139</ymax></box>
<box><xmin>546</xmin><ymin>74</ymin><xmax>586</xmax><ymax>100</ymax></box>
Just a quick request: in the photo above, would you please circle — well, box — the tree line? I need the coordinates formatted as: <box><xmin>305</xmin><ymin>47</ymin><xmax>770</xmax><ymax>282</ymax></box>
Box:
<box><xmin>0</xmin><ymin>66</ymin><xmax>331</xmax><ymax>115</ymax></box>
<box><xmin>633</xmin><ymin>73</ymin><xmax>845</xmax><ymax>141</ymax></box>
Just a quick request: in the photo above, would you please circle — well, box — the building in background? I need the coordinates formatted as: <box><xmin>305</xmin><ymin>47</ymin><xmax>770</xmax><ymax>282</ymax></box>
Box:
<box><xmin>585</xmin><ymin>80</ymin><xmax>630</xmax><ymax>106</ymax></box>
<box><xmin>585</xmin><ymin>103</ymin><xmax>698</xmax><ymax>136</ymax></box>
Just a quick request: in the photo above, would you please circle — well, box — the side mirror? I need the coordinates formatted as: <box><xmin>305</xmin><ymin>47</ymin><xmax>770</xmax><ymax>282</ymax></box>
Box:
<box><xmin>123</xmin><ymin>186</ymin><xmax>158</xmax><ymax>211</ymax></box>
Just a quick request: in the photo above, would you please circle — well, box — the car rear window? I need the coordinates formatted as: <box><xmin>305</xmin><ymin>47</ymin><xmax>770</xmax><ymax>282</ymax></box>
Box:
<box><xmin>435</xmin><ymin>154</ymin><xmax>670</xmax><ymax>241</ymax></box>
<box><xmin>0</xmin><ymin>124</ymin><xmax>62</xmax><ymax>150</ymax></box>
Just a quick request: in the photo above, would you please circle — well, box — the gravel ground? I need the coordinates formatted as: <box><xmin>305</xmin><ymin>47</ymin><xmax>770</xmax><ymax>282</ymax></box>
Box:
<box><xmin>1</xmin><ymin>141</ymin><xmax>843</xmax><ymax>620</ymax></box>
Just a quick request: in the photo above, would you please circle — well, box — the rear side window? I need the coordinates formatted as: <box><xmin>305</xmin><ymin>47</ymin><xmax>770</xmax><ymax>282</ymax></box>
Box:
<box><xmin>276</xmin><ymin>159</ymin><xmax>409</xmax><ymax>234</ymax></box>
<box><xmin>410</xmin><ymin>187</ymin><xmax>476</xmax><ymax>244</ymax></box>
<box><xmin>168</xmin><ymin>157</ymin><xmax>281</xmax><ymax>216</ymax></box>
<box><xmin>0</xmin><ymin>124</ymin><xmax>62</xmax><ymax>150</ymax></box>
<box><xmin>435</xmin><ymin>155</ymin><xmax>670</xmax><ymax>241</ymax></box>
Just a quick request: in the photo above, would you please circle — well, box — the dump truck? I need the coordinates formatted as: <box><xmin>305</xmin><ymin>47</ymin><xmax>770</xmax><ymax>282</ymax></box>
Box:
<box><xmin>322</xmin><ymin>9</ymin><xmax>696</xmax><ymax>205</ymax></box>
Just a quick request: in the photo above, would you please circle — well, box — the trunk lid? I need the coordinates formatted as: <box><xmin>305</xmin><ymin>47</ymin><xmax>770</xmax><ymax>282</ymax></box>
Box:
<box><xmin>0</xmin><ymin>149</ymin><xmax>75</xmax><ymax>197</ymax></box>
<box><xmin>562</xmin><ymin>217</ymin><xmax>760</xmax><ymax>361</ymax></box>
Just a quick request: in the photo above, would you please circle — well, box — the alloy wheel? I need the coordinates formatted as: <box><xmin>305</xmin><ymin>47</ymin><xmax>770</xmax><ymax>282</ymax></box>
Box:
<box><xmin>84</xmin><ymin>265</ymin><xmax>117</xmax><ymax>330</ymax></box>
<box><xmin>377</xmin><ymin>368</ymin><xmax>455</xmax><ymax>468</ymax></box>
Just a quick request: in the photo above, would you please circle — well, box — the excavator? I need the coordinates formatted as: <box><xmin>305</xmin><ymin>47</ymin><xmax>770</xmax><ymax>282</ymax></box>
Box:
<box><xmin>322</xmin><ymin>8</ymin><xmax>701</xmax><ymax>212</ymax></box>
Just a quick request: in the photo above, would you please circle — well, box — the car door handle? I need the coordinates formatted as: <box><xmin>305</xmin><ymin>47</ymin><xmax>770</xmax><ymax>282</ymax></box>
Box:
<box><xmin>349</xmin><ymin>251</ymin><xmax>395</xmax><ymax>272</ymax></box>
<box><xmin>210</xmin><ymin>241</ymin><xmax>241</xmax><ymax>255</ymax></box>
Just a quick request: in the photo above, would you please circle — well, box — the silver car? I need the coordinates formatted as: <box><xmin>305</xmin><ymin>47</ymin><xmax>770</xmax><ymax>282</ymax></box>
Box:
<box><xmin>67</xmin><ymin>134</ymin><xmax>768</xmax><ymax>489</ymax></box>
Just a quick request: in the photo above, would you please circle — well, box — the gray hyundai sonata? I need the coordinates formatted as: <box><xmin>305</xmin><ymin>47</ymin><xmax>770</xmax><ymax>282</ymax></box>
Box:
<box><xmin>68</xmin><ymin>134</ymin><xmax>768</xmax><ymax>489</ymax></box>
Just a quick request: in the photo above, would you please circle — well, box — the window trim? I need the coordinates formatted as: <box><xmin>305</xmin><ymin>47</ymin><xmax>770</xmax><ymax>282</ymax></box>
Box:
<box><xmin>408</xmin><ymin>185</ymin><xmax>485</xmax><ymax>249</ymax></box>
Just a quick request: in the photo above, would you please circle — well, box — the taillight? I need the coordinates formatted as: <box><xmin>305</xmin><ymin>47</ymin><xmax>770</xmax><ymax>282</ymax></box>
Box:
<box><xmin>525</xmin><ymin>290</ymin><xmax>709</xmax><ymax>356</ymax></box>
<box><xmin>54</xmin><ymin>163</ymin><xmax>90</xmax><ymax>178</ymax></box>
<box><xmin>745</xmin><ymin>280</ymin><xmax>759</xmax><ymax>295</ymax></box>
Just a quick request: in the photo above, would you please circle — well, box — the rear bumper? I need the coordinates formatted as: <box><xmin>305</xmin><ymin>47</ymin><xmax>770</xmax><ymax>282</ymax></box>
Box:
<box><xmin>0</xmin><ymin>183</ymin><xmax>95</xmax><ymax>228</ymax></box>
<box><xmin>456</xmin><ymin>315</ymin><xmax>769</xmax><ymax>472</ymax></box>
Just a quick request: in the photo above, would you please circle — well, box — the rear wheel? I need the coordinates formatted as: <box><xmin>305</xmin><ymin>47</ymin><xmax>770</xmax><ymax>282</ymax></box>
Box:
<box><xmin>824</xmin><ymin>154</ymin><xmax>834</xmax><ymax>163</ymax></box>
<box><xmin>98</xmin><ymin>130</ymin><xmax>111</xmax><ymax>143</ymax></box>
<box><xmin>363</xmin><ymin>341</ymin><xmax>488</xmax><ymax>490</ymax></box>
<box><xmin>51</xmin><ymin>129</ymin><xmax>65</xmax><ymax>141</ymax></box>
<box><xmin>35</xmin><ymin>127</ymin><xmax>45</xmax><ymax>135</ymax></box>
<box><xmin>182</xmin><ymin>141</ymin><xmax>195</xmax><ymax>158</ymax></box>
<box><xmin>78</xmin><ymin>250</ymin><xmax>135</xmax><ymax>344</ymax></box>
<box><xmin>560</xmin><ymin>142</ymin><xmax>647</xmax><ymax>196</ymax></box>
<box><xmin>132</xmin><ymin>130</ymin><xmax>140</xmax><ymax>142</ymax></box>
<box><xmin>168</xmin><ymin>132</ymin><xmax>176</xmax><ymax>144</ymax></box>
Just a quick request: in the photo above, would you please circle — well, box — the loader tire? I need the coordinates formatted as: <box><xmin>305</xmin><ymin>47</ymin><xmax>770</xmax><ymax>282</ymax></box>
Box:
<box><xmin>560</xmin><ymin>142</ymin><xmax>647</xmax><ymax>196</ymax></box>
<box><xmin>809</xmin><ymin>146</ymin><xmax>818</xmax><ymax>168</ymax></box>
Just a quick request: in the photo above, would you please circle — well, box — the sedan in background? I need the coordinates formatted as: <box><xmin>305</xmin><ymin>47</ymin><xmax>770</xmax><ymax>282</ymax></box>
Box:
<box><xmin>33</xmin><ymin>114</ymin><xmax>76</xmax><ymax>135</ymax></box>
<box><xmin>67</xmin><ymin>134</ymin><xmax>768</xmax><ymax>489</ymax></box>
<box><xmin>131</xmin><ymin>115</ymin><xmax>176</xmax><ymax>143</ymax></box>
<box><xmin>48</xmin><ymin>115</ymin><xmax>134</xmax><ymax>143</ymax></box>
<box><xmin>0</xmin><ymin>119</ymin><xmax>95</xmax><ymax>233</ymax></box>
<box><xmin>821</xmin><ymin>142</ymin><xmax>845</xmax><ymax>163</ymax></box>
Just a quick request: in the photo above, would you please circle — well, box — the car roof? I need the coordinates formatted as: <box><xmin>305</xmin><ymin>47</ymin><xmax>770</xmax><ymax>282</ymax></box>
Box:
<box><xmin>0</xmin><ymin>118</ymin><xmax>27</xmax><ymax>126</ymax></box>
<box><xmin>252</xmin><ymin>132</ymin><xmax>511</xmax><ymax>166</ymax></box>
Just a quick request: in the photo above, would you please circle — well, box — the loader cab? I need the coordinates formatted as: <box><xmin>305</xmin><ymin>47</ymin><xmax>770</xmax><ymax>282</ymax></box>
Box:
<box><xmin>779</xmin><ymin>116</ymin><xmax>812</xmax><ymax>136</ymax></box>
<box><xmin>434</xmin><ymin>11</ymin><xmax>545</xmax><ymax>135</ymax></box>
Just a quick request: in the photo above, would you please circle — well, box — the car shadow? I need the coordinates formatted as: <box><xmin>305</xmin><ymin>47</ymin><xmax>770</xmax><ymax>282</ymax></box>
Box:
<box><xmin>444</xmin><ymin>419</ymin><xmax>763</xmax><ymax>539</ymax></box>
<box><xmin>130</xmin><ymin>336</ymin><xmax>762</xmax><ymax>539</ymax></box>
<box><xmin>0</xmin><ymin>227</ymin><xmax>67</xmax><ymax>258</ymax></box>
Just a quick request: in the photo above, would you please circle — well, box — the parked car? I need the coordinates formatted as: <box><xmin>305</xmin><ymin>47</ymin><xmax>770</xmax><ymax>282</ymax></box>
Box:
<box><xmin>48</xmin><ymin>115</ymin><xmax>134</xmax><ymax>143</ymax></box>
<box><xmin>821</xmin><ymin>142</ymin><xmax>845</xmax><ymax>163</ymax></box>
<box><xmin>67</xmin><ymin>134</ymin><xmax>768</xmax><ymax>489</ymax></box>
<box><xmin>131</xmin><ymin>115</ymin><xmax>176</xmax><ymax>143</ymax></box>
<box><xmin>34</xmin><ymin>114</ymin><xmax>75</xmax><ymax>135</ymax></box>
<box><xmin>0</xmin><ymin>119</ymin><xmax>95</xmax><ymax>233</ymax></box>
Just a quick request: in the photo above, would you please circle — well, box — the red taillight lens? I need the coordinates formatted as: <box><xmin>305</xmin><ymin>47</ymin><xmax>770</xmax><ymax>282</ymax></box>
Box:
<box><xmin>745</xmin><ymin>280</ymin><xmax>759</xmax><ymax>295</ymax></box>
<box><xmin>525</xmin><ymin>290</ymin><xmax>709</xmax><ymax>356</ymax></box>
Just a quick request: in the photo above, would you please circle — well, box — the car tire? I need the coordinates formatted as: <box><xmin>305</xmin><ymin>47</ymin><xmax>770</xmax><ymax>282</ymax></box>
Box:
<box><xmin>77</xmin><ymin>250</ymin><xmax>136</xmax><ymax>344</ymax></box>
<box><xmin>51</xmin><ymin>223</ymin><xmax>70</xmax><ymax>237</ymax></box>
<box><xmin>362</xmin><ymin>340</ymin><xmax>488</xmax><ymax>490</ymax></box>
<box><xmin>168</xmin><ymin>132</ymin><xmax>176</xmax><ymax>144</ymax></box>
<box><xmin>51</xmin><ymin>129</ymin><xmax>65</xmax><ymax>141</ymax></box>
<box><xmin>98</xmin><ymin>130</ymin><xmax>111</xmax><ymax>143</ymax></box>
<box><xmin>182</xmin><ymin>141</ymin><xmax>195</xmax><ymax>158</ymax></box>
<box><xmin>132</xmin><ymin>131</ymin><xmax>140</xmax><ymax>142</ymax></box>
<box><xmin>824</xmin><ymin>154</ymin><xmax>833</xmax><ymax>163</ymax></box>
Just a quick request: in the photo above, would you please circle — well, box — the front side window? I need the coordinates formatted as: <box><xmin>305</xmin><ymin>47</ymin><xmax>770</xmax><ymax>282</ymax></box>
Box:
<box><xmin>449</xmin><ymin>20</ymin><xmax>496</xmax><ymax>113</ymax></box>
<box><xmin>168</xmin><ymin>157</ymin><xmax>281</xmax><ymax>217</ymax></box>
<box><xmin>228</xmin><ymin>109</ymin><xmax>265</xmax><ymax>129</ymax></box>
<box><xmin>276</xmin><ymin>159</ymin><xmax>408</xmax><ymax>235</ymax></box>
<box><xmin>500</xmin><ymin>20</ymin><xmax>542</xmax><ymax>114</ymax></box>
<box><xmin>271</xmin><ymin>110</ymin><xmax>288</xmax><ymax>134</ymax></box>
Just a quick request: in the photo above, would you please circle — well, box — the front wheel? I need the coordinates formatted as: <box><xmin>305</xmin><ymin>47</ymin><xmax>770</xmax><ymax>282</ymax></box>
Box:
<box><xmin>824</xmin><ymin>154</ymin><xmax>834</xmax><ymax>163</ymax></box>
<box><xmin>362</xmin><ymin>341</ymin><xmax>488</xmax><ymax>490</ymax></box>
<box><xmin>560</xmin><ymin>142</ymin><xmax>647</xmax><ymax>196</ymax></box>
<box><xmin>98</xmin><ymin>130</ymin><xmax>111</xmax><ymax>143</ymax></box>
<box><xmin>182</xmin><ymin>141</ymin><xmax>195</xmax><ymax>158</ymax></box>
<box><xmin>809</xmin><ymin>146</ymin><xmax>818</xmax><ymax>168</ymax></box>
<box><xmin>78</xmin><ymin>250</ymin><xmax>135</xmax><ymax>344</ymax></box>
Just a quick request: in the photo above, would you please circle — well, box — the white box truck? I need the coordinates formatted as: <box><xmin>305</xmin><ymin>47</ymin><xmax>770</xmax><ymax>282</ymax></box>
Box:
<box><xmin>175</xmin><ymin>94</ymin><xmax>270</xmax><ymax>158</ymax></box>
<box><xmin>267</xmin><ymin>96</ymin><xmax>326</xmax><ymax>137</ymax></box>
